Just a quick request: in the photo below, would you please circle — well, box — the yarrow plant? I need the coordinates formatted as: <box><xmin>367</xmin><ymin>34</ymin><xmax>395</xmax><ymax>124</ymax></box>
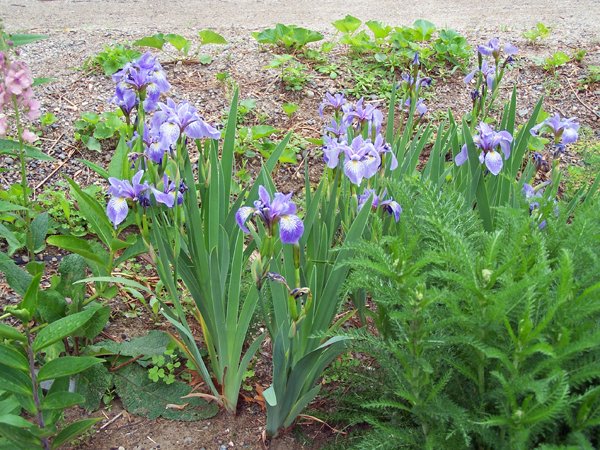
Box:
<box><xmin>455</xmin><ymin>121</ymin><xmax>513</xmax><ymax>175</ymax></box>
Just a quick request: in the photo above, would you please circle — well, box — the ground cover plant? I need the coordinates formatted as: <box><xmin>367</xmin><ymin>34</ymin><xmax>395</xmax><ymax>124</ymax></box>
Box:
<box><xmin>0</xmin><ymin>14</ymin><xmax>599</xmax><ymax>449</ymax></box>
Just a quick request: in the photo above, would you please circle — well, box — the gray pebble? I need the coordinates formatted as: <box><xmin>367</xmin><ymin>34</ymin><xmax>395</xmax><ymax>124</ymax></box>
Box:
<box><xmin>182</xmin><ymin>436</ymin><xmax>193</xmax><ymax>445</ymax></box>
<box><xmin>4</xmin><ymin>157</ymin><xmax>14</xmax><ymax>165</ymax></box>
<box><xmin>21</xmin><ymin>255</ymin><xmax>30</xmax><ymax>263</ymax></box>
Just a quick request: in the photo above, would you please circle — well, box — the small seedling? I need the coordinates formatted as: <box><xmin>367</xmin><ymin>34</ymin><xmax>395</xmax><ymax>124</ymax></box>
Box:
<box><xmin>542</xmin><ymin>51</ymin><xmax>570</xmax><ymax>72</ymax></box>
<box><xmin>523</xmin><ymin>22</ymin><xmax>551</xmax><ymax>43</ymax></box>
<box><xmin>282</xmin><ymin>102</ymin><xmax>299</xmax><ymax>118</ymax></box>
<box><xmin>83</xmin><ymin>43</ymin><xmax>140</xmax><ymax>76</ymax></box>
<box><xmin>40</xmin><ymin>112</ymin><xmax>57</xmax><ymax>127</ymax></box>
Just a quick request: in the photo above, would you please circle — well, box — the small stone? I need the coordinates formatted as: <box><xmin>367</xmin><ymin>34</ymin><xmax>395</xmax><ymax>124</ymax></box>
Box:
<box><xmin>21</xmin><ymin>255</ymin><xmax>30</xmax><ymax>263</ymax></box>
<box><xmin>219</xmin><ymin>445</ymin><xmax>228</xmax><ymax>450</ymax></box>
<box><xmin>118</xmin><ymin>447</ymin><xmax>125</xmax><ymax>450</ymax></box>
<box><xmin>518</xmin><ymin>108</ymin><xmax>529</xmax><ymax>117</ymax></box>
<box><xmin>3</xmin><ymin>157</ymin><xmax>14</xmax><ymax>165</ymax></box>
<box><xmin>182</xmin><ymin>436</ymin><xmax>193</xmax><ymax>445</ymax></box>
<box><xmin>305</xmin><ymin>90</ymin><xmax>314</xmax><ymax>98</ymax></box>
<box><xmin>51</xmin><ymin>257</ymin><xmax>58</xmax><ymax>262</ymax></box>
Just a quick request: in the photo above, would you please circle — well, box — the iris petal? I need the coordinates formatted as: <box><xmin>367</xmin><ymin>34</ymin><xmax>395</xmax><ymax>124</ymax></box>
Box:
<box><xmin>279</xmin><ymin>214</ymin><xmax>304</xmax><ymax>244</ymax></box>
<box><xmin>107</xmin><ymin>197</ymin><xmax>129</xmax><ymax>228</ymax></box>
<box><xmin>455</xmin><ymin>145</ymin><xmax>469</xmax><ymax>166</ymax></box>
<box><xmin>485</xmin><ymin>151</ymin><xmax>503</xmax><ymax>176</ymax></box>
<box><xmin>235</xmin><ymin>206</ymin><xmax>254</xmax><ymax>233</ymax></box>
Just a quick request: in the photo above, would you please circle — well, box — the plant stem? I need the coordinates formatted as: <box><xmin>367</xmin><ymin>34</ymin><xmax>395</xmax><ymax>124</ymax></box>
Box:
<box><xmin>26</xmin><ymin>328</ymin><xmax>51</xmax><ymax>450</ymax></box>
<box><xmin>12</xmin><ymin>96</ymin><xmax>33</xmax><ymax>257</ymax></box>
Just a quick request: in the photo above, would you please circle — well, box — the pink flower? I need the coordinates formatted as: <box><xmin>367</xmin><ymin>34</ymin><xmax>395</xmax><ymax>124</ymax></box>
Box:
<box><xmin>5</xmin><ymin>62</ymin><xmax>33</xmax><ymax>96</ymax></box>
<box><xmin>21</xmin><ymin>129</ymin><xmax>38</xmax><ymax>143</ymax></box>
<box><xmin>0</xmin><ymin>114</ymin><xmax>7</xmax><ymax>135</ymax></box>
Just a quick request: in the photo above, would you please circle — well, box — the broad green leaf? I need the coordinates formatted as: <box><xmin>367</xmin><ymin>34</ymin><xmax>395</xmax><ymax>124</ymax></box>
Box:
<box><xmin>51</xmin><ymin>418</ymin><xmax>102</xmax><ymax>449</ymax></box>
<box><xmin>86</xmin><ymin>330</ymin><xmax>171</xmax><ymax>358</ymax></box>
<box><xmin>41</xmin><ymin>392</ymin><xmax>84</xmax><ymax>410</ymax></box>
<box><xmin>113</xmin><ymin>364</ymin><xmax>218</xmax><ymax>420</ymax></box>
<box><xmin>0</xmin><ymin>414</ymin><xmax>33</xmax><ymax>428</ymax></box>
<box><xmin>412</xmin><ymin>19</ymin><xmax>437</xmax><ymax>41</ymax></box>
<box><xmin>74</xmin><ymin>276</ymin><xmax>151</xmax><ymax>293</ymax></box>
<box><xmin>0</xmin><ymin>364</ymin><xmax>32</xmax><ymax>395</ymax></box>
<box><xmin>133</xmin><ymin>34</ymin><xmax>166</xmax><ymax>49</ymax></box>
<box><xmin>0</xmin><ymin>200</ymin><xmax>27</xmax><ymax>212</ymax></box>
<box><xmin>198</xmin><ymin>54</ymin><xmax>212</xmax><ymax>65</ymax></box>
<box><xmin>33</xmin><ymin>308</ymin><xmax>97</xmax><ymax>352</ymax></box>
<box><xmin>18</xmin><ymin>271</ymin><xmax>42</xmax><ymax>320</ymax></box>
<box><xmin>30</xmin><ymin>212</ymin><xmax>49</xmax><ymax>252</ymax></box>
<box><xmin>0</xmin><ymin>138</ymin><xmax>54</xmax><ymax>161</ymax></box>
<box><xmin>75</xmin><ymin>364</ymin><xmax>113</xmax><ymax>411</ymax></box>
<box><xmin>0</xmin><ymin>344</ymin><xmax>28</xmax><ymax>371</ymax></box>
<box><xmin>47</xmin><ymin>235</ymin><xmax>108</xmax><ymax>267</ymax></box>
<box><xmin>38</xmin><ymin>356</ymin><xmax>104</xmax><ymax>382</ymax></box>
<box><xmin>66</xmin><ymin>177</ymin><xmax>114</xmax><ymax>247</ymax></box>
<box><xmin>198</xmin><ymin>29</ymin><xmax>227</xmax><ymax>45</ymax></box>
<box><xmin>332</xmin><ymin>15</ymin><xmax>362</xmax><ymax>34</ymax></box>
<box><xmin>165</xmin><ymin>33</ymin><xmax>190</xmax><ymax>53</ymax></box>
<box><xmin>365</xmin><ymin>20</ymin><xmax>392</xmax><ymax>39</ymax></box>
<box><xmin>0</xmin><ymin>223</ymin><xmax>22</xmax><ymax>255</ymax></box>
<box><xmin>72</xmin><ymin>303</ymin><xmax>110</xmax><ymax>340</ymax></box>
<box><xmin>0</xmin><ymin>324</ymin><xmax>26</xmax><ymax>342</ymax></box>
<box><xmin>251</xmin><ymin>125</ymin><xmax>278</xmax><ymax>139</ymax></box>
<box><xmin>8</xmin><ymin>33</ymin><xmax>47</xmax><ymax>46</ymax></box>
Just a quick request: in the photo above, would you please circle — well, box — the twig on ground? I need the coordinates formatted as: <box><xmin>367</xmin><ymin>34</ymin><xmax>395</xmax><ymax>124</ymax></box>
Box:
<box><xmin>99</xmin><ymin>411</ymin><xmax>124</xmax><ymax>431</ymax></box>
<box><xmin>566</xmin><ymin>78</ymin><xmax>600</xmax><ymax>119</ymax></box>
<box><xmin>34</xmin><ymin>147</ymin><xmax>76</xmax><ymax>192</ymax></box>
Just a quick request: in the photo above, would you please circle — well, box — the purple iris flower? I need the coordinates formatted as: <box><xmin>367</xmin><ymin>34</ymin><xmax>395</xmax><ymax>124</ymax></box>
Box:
<box><xmin>478</xmin><ymin>38</ymin><xmax>518</xmax><ymax>63</ymax></box>
<box><xmin>322</xmin><ymin>136</ymin><xmax>349</xmax><ymax>169</ymax></box>
<box><xmin>358</xmin><ymin>188</ymin><xmax>402</xmax><ymax>222</ymax></box>
<box><xmin>343</xmin><ymin>136</ymin><xmax>381</xmax><ymax>185</ymax></box>
<box><xmin>235</xmin><ymin>186</ymin><xmax>304</xmax><ymax>245</ymax></box>
<box><xmin>343</xmin><ymin>98</ymin><xmax>383</xmax><ymax>134</ymax></box>
<box><xmin>151</xmin><ymin>98</ymin><xmax>221</xmax><ymax>147</ymax></box>
<box><xmin>401</xmin><ymin>73</ymin><xmax>432</xmax><ymax>89</ymax></box>
<box><xmin>464</xmin><ymin>60</ymin><xmax>496</xmax><ymax>91</ymax></box>
<box><xmin>372</xmin><ymin>134</ymin><xmax>398</xmax><ymax>171</ymax></box>
<box><xmin>455</xmin><ymin>122</ymin><xmax>513</xmax><ymax>176</ymax></box>
<box><xmin>404</xmin><ymin>98</ymin><xmax>428</xmax><ymax>117</ymax></box>
<box><xmin>106</xmin><ymin>171</ymin><xmax>149</xmax><ymax>228</ymax></box>
<box><xmin>111</xmin><ymin>83</ymin><xmax>138</xmax><ymax>117</ymax></box>
<box><xmin>530</xmin><ymin>113</ymin><xmax>579</xmax><ymax>145</ymax></box>
<box><xmin>324</xmin><ymin>118</ymin><xmax>348</xmax><ymax>138</ymax></box>
<box><xmin>112</xmin><ymin>52</ymin><xmax>170</xmax><ymax>113</ymax></box>
<box><xmin>151</xmin><ymin>174</ymin><xmax>184</xmax><ymax>208</ymax></box>
<box><xmin>318</xmin><ymin>92</ymin><xmax>346</xmax><ymax>117</ymax></box>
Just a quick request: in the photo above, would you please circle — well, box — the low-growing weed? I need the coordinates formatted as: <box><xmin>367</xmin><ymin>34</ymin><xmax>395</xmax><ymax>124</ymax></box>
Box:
<box><xmin>83</xmin><ymin>43</ymin><xmax>140</xmax><ymax>76</ymax></box>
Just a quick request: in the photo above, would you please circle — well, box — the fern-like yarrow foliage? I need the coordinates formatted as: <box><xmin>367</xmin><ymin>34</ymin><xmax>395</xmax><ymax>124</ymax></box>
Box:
<box><xmin>330</xmin><ymin>178</ymin><xmax>600</xmax><ymax>450</ymax></box>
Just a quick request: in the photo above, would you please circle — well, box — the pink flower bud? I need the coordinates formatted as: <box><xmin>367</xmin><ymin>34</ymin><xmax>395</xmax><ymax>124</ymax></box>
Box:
<box><xmin>21</xmin><ymin>129</ymin><xmax>39</xmax><ymax>143</ymax></box>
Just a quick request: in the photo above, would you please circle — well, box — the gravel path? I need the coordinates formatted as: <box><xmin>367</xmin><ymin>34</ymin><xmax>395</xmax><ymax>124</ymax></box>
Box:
<box><xmin>3</xmin><ymin>0</ymin><xmax>600</xmax><ymax>40</ymax></box>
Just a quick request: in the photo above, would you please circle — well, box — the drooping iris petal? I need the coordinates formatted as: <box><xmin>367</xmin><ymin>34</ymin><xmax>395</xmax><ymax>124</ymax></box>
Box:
<box><xmin>484</xmin><ymin>150</ymin><xmax>503</xmax><ymax>176</ymax></box>
<box><xmin>323</xmin><ymin>142</ymin><xmax>342</xmax><ymax>169</ymax></box>
<box><xmin>495</xmin><ymin>131</ymin><xmax>513</xmax><ymax>159</ymax></box>
<box><xmin>235</xmin><ymin>206</ymin><xmax>254</xmax><ymax>233</ymax></box>
<box><xmin>185</xmin><ymin>119</ymin><xmax>221</xmax><ymax>140</ymax></box>
<box><xmin>151</xmin><ymin>187</ymin><xmax>176</xmax><ymax>208</ymax></box>
<box><xmin>504</xmin><ymin>42</ymin><xmax>518</xmax><ymax>56</ymax></box>
<box><xmin>562</xmin><ymin>127</ymin><xmax>578</xmax><ymax>144</ymax></box>
<box><xmin>381</xmin><ymin>199</ymin><xmax>402</xmax><ymax>222</ymax></box>
<box><xmin>107</xmin><ymin>197</ymin><xmax>129</xmax><ymax>228</ymax></box>
<box><xmin>344</xmin><ymin>159</ymin><xmax>366</xmax><ymax>186</ymax></box>
<box><xmin>160</xmin><ymin>121</ymin><xmax>180</xmax><ymax>147</ymax></box>
<box><xmin>455</xmin><ymin>145</ymin><xmax>469</xmax><ymax>166</ymax></box>
<box><xmin>279</xmin><ymin>214</ymin><xmax>304</xmax><ymax>244</ymax></box>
